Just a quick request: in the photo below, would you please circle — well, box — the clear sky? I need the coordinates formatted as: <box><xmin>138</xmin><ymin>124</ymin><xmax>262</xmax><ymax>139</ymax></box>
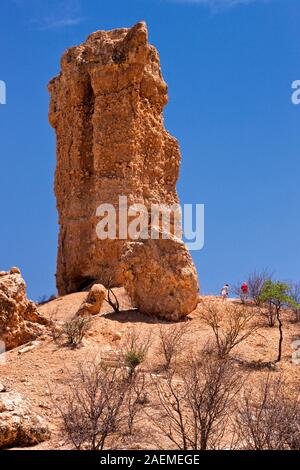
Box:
<box><xmin>0</xmin><ymin>0</ymin><xmax>299</xmax><ymax>300</ymax></box>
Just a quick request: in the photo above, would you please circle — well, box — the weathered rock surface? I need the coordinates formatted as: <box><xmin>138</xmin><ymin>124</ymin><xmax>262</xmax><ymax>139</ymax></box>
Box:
<box><xmin>119</xmin><ymin>235</ymin><xmax>199</xmax><ymax>321</ymax></box>
<box><xmin>77</xmin><ymin>283</ymin><xmax>106</xmax><ymax>316</ymax></box>
<box><xmin>0</xmin><ymin>268</ymin><xmax>48</xmax><ymax>351</ymax></box>
<box><xmin>49</xmin><ymin>21</ymin><xmax>199</xmax><ymax>320</ymax></box>
<box><xmin>0</xmin><ymin>388</ymin><xmax>50</xmax><ymax>449</ymax></box>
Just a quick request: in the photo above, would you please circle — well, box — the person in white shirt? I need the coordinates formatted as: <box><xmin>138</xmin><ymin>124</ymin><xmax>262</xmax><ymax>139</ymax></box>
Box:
<box><xmin>221</xmin><ymin>284</ymin><xmax>229</xmax><ymax>301</ymax></box>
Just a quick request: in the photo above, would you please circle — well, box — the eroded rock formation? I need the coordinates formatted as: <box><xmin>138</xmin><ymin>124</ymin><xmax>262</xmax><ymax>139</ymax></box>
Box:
<box><xmin>0</xmin><ymin>268</ymin><xmax>47</xmax><ymax>351</ymax></box>
<box><xmin>49</xmin><ymin>21</ymin><xmax>199</xmax><ymax>320</ymax></box>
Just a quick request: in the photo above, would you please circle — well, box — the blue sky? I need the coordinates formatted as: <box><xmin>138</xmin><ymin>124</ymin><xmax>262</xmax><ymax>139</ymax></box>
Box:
<box><xmin>0</xmin><ymin>0</ymin><xmax>299</xmax><ymax>300</ymax></box>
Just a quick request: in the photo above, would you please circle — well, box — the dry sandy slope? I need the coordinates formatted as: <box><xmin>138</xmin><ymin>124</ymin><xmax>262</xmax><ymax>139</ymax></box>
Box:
<box><xmin>1</xmin><ymin>290</ymin><xmax>300</xmax><ymax>450</ymax></box>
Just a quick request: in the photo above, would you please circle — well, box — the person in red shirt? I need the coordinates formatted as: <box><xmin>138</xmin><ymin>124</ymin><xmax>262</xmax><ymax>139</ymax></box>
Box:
<box><xmin>240</xmin><ymin>282</ymin><xmax>249</xmax><ymax>303</ymax></box>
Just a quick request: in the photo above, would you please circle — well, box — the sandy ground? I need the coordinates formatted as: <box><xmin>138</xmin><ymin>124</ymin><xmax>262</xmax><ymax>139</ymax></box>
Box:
<box><xmin>1</xmin><ymin>290</ymin><xmax>300</xmax><ymax>450</ymax></box>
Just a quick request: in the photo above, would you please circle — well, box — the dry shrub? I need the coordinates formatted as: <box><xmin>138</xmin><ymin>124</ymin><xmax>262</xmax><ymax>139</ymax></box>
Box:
<box><xmin>54</xmin><ymin>358</ymin><xmax>149</xmax><ymax>448</ymax></box>
<box><xmin>38</xmin><ymin>294</ymin><xmax>57</xmax><ymax>305</ymax></box>
<box><xmin>55</xmin><ymin>360</ymin><xmax>128</xmax><ymax>450</ymax></box>
<box><xmin>158</xmin><ymin>322</ymin><xmax>189</xmax><ymax>370</ymax></box>
<box><xmin>125</xmin><ymin>371</ymin><xmax>148</xmax><ymax>435</ymax></box>
<box><xmin>63</xmin><ymin>315</ymin><xmax>92</xmax><ymax>347</ymax></box>
<box><xmin>48</xmin><ymin>307</ymin><xmax>63</xmax><ymax>343</ymax></box>
<box><xmin>234</xmin><ymin>375</ymin><xmax>300</xmax><ymax>450</ymax></box>
<box><xmin>289</xmin><ymin>282</ymin><xmax>300</xmax><ymax>323</ymax></box>
<box><xmin>200</xmin><ymin>304</ymin><xmax>260</xmax><ymax>359</ymax></box>
<box><xmin>152</xmin><ymin>350</ymin><xmax>241</xmax><ymax>450</ymax></box>
<box><xmin>259</xmin><ymin>303</ymin><xmax>277</xmax><ymax>327</ymax></box>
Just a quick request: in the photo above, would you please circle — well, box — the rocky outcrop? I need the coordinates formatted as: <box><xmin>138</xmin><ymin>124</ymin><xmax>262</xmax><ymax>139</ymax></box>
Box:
<box><xmin>0</xmin><ymin>387</ymin><xmax>50</xmax><ymax>449</ymax></box>
<box><xmin>49</xmin><ymin>21</ymin><xmax>199</xmax><ymax>320</ymax></box>
<box><xmin>77</xmin><ymin>283</ymin><xmax>106</xmax><ymax>317</ymax></box>
<box><xmin>0</xmin><ymin>268</ymin><xmax>47</xmax><ymax>351</ymax></box>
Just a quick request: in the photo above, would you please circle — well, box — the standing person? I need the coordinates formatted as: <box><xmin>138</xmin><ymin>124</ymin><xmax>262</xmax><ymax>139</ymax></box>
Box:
<box><xmin>221</xmin><ymin>284</ymin><xmax>229</xmax><ymax>301</ymax></box>
<box><xmin>240</xmin><ymin>282</ymin><xmax>249</xmax><ymax>303</ymax></box>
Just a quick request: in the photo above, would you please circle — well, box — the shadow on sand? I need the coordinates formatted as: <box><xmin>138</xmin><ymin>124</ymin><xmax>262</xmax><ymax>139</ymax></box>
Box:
<box><xmin>101</xmin><ymin>308</ymin><xmax>193</xmax><ymax>325</ymax></box>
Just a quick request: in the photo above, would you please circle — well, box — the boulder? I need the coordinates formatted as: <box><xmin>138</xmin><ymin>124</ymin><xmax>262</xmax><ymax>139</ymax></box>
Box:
<box><xmin>77</xmin><ymin>283</ymin><xmax>106</xmax><ymax>316</ymax></box>
<box><xmin>0</xmin><ymin>388</ymin><xmax>50</xmax><ymax>449</ymax></box>
<box><xmin>119</xmin><ymin>234</ymin><xmax>199</xmax><ymax>321</ymax></box>
<box><xmin>0</xmin><ymin>268</ymin><xmax>48</xmax><ymax>351</ymax></box>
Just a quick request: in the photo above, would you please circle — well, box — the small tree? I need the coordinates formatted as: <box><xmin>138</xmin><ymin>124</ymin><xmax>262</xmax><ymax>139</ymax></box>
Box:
<box><xmin>201</xmin><ymin>304</ymin><xmax>259</xmax><ymax>359</ymax></box>
<box><xmin>158</xmin><ymin>323</ymin><xmax>189</xmax><ymax>370</ymax></box>
<box><xmin>153</xmin><ymin>351</ymin><xmax>241</xmax><ymax>450</ymax></box>
<box><xmin>259</xmin><ymin>280</ymin><xmax>299</xmax><ymax>363</ymax></box>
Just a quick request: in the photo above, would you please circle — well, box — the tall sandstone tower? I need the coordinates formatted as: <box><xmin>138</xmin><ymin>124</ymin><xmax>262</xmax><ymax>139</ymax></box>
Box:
<box><xmin>49</xmin><ymin>22</ymin><xmax>199</xmax><ymax>320</ymax></box>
